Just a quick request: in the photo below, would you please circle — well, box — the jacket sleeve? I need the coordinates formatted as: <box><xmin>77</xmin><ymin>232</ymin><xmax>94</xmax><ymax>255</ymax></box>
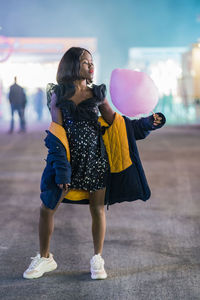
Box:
<box><xmin>44</xmin><ymin>131</ymin><xmax>71</xmax><ymax>184</ymax></box>
<box><xmin>131</xmin><ymin>112</ymin><xmax>166</xmax><ymax>140</ymax></box>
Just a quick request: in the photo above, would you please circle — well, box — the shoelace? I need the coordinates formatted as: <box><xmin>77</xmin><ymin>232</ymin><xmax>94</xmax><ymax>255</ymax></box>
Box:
<box><xmin>91</xmin><ymin>255</ymin><xmax>104</xmax><ymax>270</ymax></box>
<box><xmin>28</xmin><ymin>254</ymin><xmax>42</xmax><ymax>270</ymax></box>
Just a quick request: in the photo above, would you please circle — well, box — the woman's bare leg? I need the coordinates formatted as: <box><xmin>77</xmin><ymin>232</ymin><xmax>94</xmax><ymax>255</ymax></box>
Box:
<box><xmin>39</xmin><ymin>190</ymin><xmax>66</xmax><ymax>258</ymax></box>
<box><xmin>89</xmin><ymin>188</ymin><xmax>106</xmax><ymax>255</ymax></box>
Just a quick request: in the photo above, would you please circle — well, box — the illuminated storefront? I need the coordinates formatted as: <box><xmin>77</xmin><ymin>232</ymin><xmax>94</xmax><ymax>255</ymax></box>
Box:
<box><xmin>0</xmin><ymin>37</ymin><xmax>98</xmax><ymax>122</ymax></box>
<box><xmin>127</xmin><ymin>46</ymin><xmax>200</xmax><ymax>124</ymax></box>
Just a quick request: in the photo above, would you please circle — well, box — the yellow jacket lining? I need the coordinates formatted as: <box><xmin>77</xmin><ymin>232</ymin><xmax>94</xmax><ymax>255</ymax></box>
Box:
<box><xmin>48</xmin><ymin>113</ymin><xmax>132</xmax><ymax>201</ymax></box>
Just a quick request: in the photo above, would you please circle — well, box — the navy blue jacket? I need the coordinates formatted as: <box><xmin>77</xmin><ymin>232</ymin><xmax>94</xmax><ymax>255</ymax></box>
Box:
<box><xmin>40</xmin><ymin>113</ymin><xmax>166</xmax><ymax>209</ymax></box>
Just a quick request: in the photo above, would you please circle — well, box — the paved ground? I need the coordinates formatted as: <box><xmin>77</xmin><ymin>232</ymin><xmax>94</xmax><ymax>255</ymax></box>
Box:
<box><xmin>0</xmin><ymin>123</ymin><xmax>200</xmax><ymax>300</ymax></box>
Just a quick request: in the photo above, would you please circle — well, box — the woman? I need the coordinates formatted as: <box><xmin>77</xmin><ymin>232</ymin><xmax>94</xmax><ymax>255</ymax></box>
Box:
<box><xmin>23</xmin><ymin>47</ymin><xmax>164</xmax><ymax>280</ymax></box>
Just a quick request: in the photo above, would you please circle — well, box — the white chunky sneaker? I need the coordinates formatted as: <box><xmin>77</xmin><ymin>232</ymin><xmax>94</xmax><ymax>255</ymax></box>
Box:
<box><xmin>23</xmin><ymin>253</ymin><xmax>57</xmax><ymax>279</ymax></box>
<box><xmin>90</xmin><ymin>254</ymin><xmax>107</xmax><ymax>280</ymax></box>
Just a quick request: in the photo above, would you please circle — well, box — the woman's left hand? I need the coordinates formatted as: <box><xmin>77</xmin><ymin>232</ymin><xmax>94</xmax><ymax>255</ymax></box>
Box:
<box><xmin>153</xmin><ymin>113</ymin><xmax>162</xmax><ymax>126</ymax></box>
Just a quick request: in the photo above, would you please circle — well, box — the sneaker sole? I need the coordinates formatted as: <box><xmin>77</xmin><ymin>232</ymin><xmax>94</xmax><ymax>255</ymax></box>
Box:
<box><xmin>23</xmin><ymin>261</ymin><xmax>57</xmax><ymax>279</ymax></box>
<box><xmin>91</xmin><ymin>271</ymin><xmax>107</xmax><ymax>280</ymax></box>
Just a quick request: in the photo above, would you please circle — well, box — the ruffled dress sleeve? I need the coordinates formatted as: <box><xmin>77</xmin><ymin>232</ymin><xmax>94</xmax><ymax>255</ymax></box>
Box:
<box><xmin>46</xmin><ymin>83</ymin><xmax>65</xmax><ymax>111</ymax></box>
<box><xmin>92</xmin><ymin>84</ymin><xmax>107</xmax><ymax>105</ymax></box>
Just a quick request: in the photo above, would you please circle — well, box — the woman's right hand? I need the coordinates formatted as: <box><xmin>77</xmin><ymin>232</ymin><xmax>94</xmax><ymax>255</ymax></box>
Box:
<box><xmin>57</xmin><ymin>183</ymin><xmax>70</xmax><ymax>194</ymax></box>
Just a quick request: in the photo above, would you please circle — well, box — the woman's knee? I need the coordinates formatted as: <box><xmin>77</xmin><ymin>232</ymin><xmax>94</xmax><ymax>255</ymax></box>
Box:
<box><xmin>40</xmin><ymin>203</ymin><xmax>55</xmax><ymax>218</ymax></box>
<box><xmin>90</xmin><ymin>204</ymin><xmax>105</xmax><ymax>218</ymax></box>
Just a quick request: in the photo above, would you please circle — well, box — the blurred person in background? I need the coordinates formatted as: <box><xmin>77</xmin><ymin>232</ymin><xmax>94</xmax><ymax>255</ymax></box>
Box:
<box><xmin>8</xmin><ymin>76</ymin><xmax>27</xmax><ymax>133</ymax></box>
<box><xmin>34</xmin><ymin>88</ymin><xmax>44</xmax><ymax>121</ymax></box>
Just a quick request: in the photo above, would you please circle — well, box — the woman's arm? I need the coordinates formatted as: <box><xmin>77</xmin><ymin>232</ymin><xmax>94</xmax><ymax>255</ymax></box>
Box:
<box><xmin>50</xmin><ymin>92</ymin><xmax>63</xmax><ymax>125</ymax></box>
<box><xmin>99</xmin><ymin>98</ymin><xmax>115</xmax><ymax>125</ymax></box>
<box><xmin>131</xmin><ymin>112</ymin><xmax>166</xmax><ymax>140</ymax></box>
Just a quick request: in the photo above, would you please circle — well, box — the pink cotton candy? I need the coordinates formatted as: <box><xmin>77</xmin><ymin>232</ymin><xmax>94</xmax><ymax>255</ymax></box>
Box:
<box><xmin>110</xmin><ymin>69</ymin><xmax>159</xmax><ymax>117</ymax></box>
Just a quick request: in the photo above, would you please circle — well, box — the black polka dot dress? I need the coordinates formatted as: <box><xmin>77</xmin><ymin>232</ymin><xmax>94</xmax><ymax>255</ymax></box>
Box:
<box><xmin>59</xmin><ymin>87</ymin><xmax>110</xmax><ymax>192</ymax></box>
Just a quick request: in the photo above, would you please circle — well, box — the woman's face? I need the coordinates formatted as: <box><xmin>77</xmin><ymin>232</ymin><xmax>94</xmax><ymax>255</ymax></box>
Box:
<box><xmin>79</xmin><ymin>51</ymin><xmax>94</xmax><ymax>82</ymax></box>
